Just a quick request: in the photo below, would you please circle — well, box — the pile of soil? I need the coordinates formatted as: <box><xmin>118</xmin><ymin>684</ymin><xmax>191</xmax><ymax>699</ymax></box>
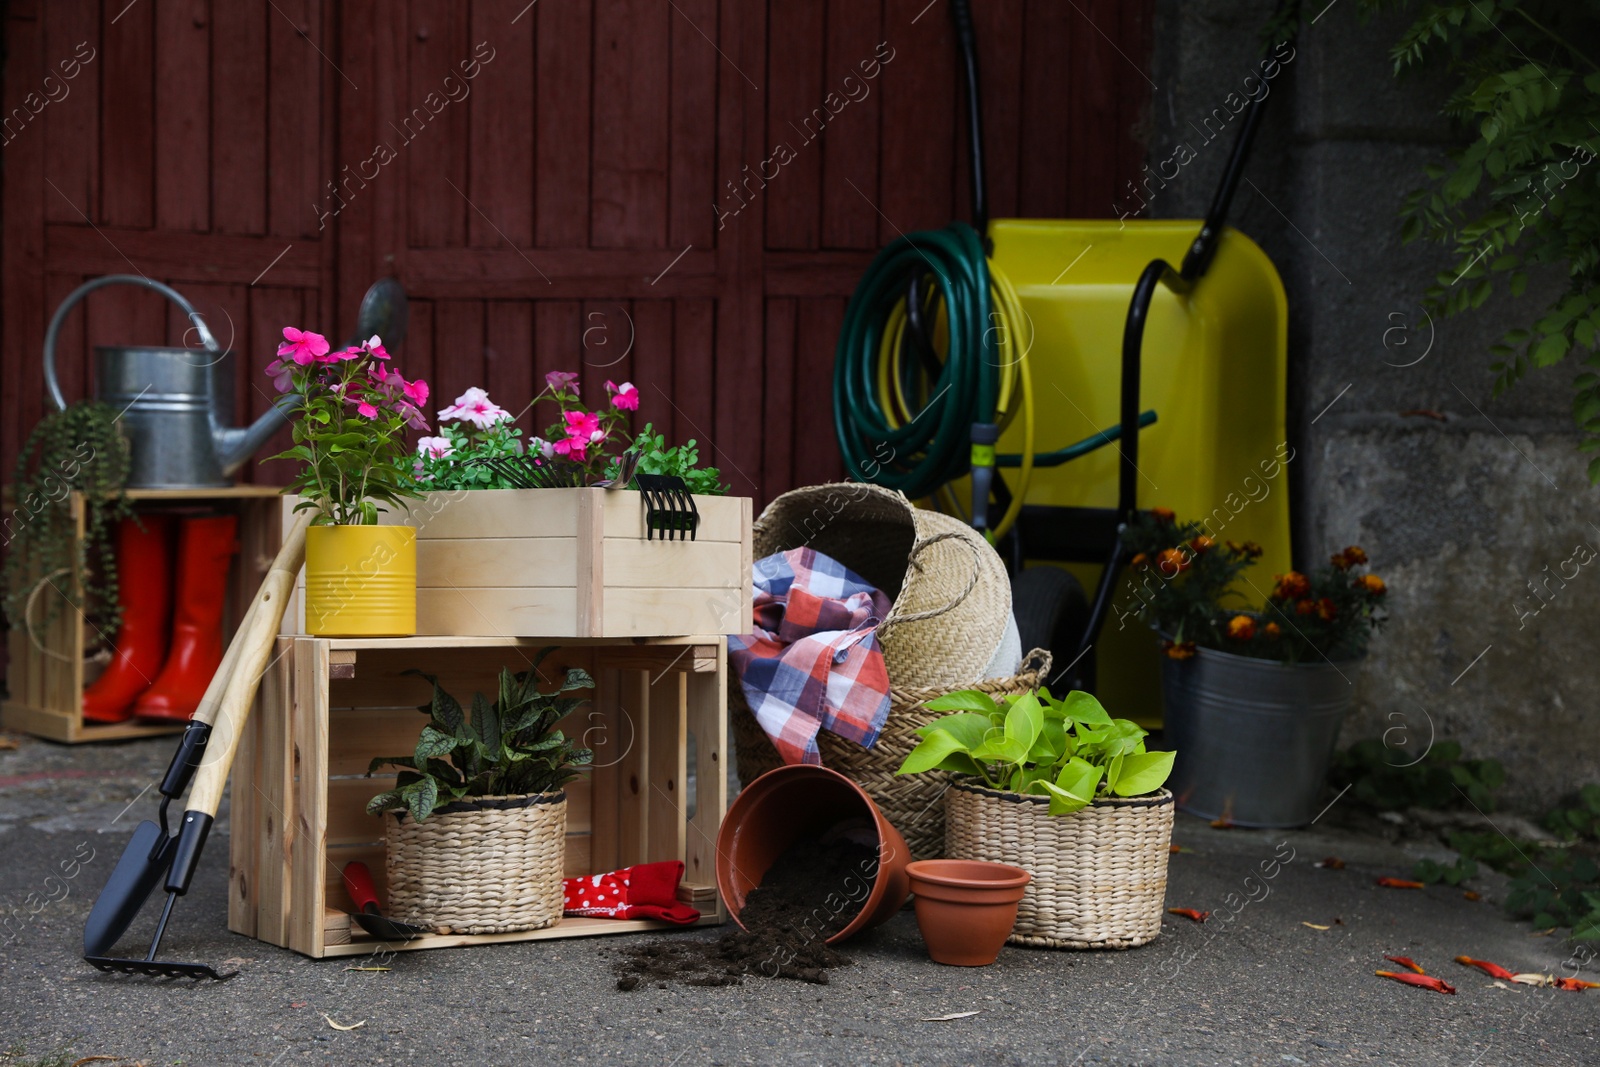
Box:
<box><xmin>612</xmin><ymin>834</ymin><xmax>877</xmax><ymax>990</ymax></box>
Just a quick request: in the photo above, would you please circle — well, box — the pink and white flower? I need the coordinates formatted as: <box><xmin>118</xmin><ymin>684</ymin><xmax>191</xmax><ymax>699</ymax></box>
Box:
<box><xmin>545</xmin><ymin>370</ymin><xmax>580</xmax><ymax>394</ymax></box>
<box><xmin>416</xmin><ymin>435</ymin><xmax>454</xmax><ymax>459</ymax></box>
<box><xmin>606</xmin><ymin>380</ymin><xmax>639</xmax><ymax>411</ymax></box>
<box><xmin>277</xmin><ymin>327</ymin><xmax>331</xmax><ymax>366</ymax></box>
<box><xmin>437</xmin><ymin>386</ymin><xmax>511</xmax><ymax>429</ymax></box>
<box><xmin>264</xmin><ymin>357</ymin><xmax>295</xmax><ymax>393</ymax></box>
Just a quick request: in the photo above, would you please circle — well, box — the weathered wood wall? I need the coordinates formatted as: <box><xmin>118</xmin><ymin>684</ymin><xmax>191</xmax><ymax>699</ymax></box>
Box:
<box><xmin>1</xmin><ymin>0</ymin><xmax>1153</xmax><ymax>501</ymax></box>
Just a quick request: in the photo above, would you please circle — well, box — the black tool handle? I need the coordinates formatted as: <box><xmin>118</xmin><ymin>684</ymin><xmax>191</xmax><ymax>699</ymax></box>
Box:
<box><xmin>164</xmin><ymin>812</ymin><xmax>214</xmax><ymax>895</ymax></box>
<box><xmin>158</xmin><ymin>720</ymin><xmax>213</xmax><ymax>799</ymax></box>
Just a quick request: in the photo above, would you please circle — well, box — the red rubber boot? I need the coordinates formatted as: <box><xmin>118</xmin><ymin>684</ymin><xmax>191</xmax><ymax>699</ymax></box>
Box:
<box><xmin>134</xmin><ymin>515</ymin><xmax>239</xmax><ymax>724</ymax></box>
<box><xmin>81</xmin><ymin>515</ymin><xmax>175</xmax><ymax>723</ymax></box>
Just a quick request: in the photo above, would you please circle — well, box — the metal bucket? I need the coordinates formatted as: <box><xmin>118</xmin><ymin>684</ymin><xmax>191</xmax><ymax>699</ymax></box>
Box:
<box><xmin>1160</xmin><ymin>646</ymin><xmax>1358</xmax><ymax>828</ymax></box>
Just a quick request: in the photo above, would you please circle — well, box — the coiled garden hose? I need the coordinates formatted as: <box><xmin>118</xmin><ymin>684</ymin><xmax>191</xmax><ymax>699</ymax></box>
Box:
<box><xmin>832</xmin><ymin>221</ymin><xmax>1036</xmax><ymax>542</ymax></box>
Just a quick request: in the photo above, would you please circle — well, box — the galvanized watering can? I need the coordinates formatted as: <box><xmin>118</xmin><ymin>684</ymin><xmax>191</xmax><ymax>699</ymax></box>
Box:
<box><xmin>44</xmin><ymin>274</ymin><xmax>293</xmax><ymax>489</ymax></box>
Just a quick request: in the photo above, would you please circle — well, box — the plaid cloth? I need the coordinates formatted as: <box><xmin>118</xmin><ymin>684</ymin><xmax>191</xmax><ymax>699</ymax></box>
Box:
<box><xmin>728</xmin><ymin>548</ymin><xmax>893</xmax><ymax>766</ymax></box>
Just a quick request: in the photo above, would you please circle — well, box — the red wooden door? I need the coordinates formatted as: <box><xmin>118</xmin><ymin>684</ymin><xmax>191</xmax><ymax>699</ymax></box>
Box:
<box><xmin>2</xmin><ymin>0</ymin><xmax>1153</xmax><ymax>502</ymax></box>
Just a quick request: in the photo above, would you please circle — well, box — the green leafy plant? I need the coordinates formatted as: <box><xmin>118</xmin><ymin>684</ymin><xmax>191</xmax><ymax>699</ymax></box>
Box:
<box><xmin>613</xmin><ymin>422</ymin><xmax>726</xmax><ymax>496</ymax></box>
<box><xmin>1333</xmin><ymin>738</ymin><xmax>1506</xmax><ymax>812</ymax></box>
<box><xmin>414</xmin><ymin>391</ymin><xmax>528</xmax><ymax>490</ymax></box>
<box><xmin>895</xmin><ymin>688</ymin><xmax>1175</xmax><ymax>815</ymax></box>
<box><xmin>2</xmin><ymin>402</ymin><xmax>132</xmax><ymax>639</ymax></box>
<box><xmin>1121</xmin><ymin>509</ymin><xmax>1389</xmax><ymax>663</ymax></box>
<box><xmin>1360</xmin><ymin>0</ymin><xmax>1600</xmax><ymax>478</ymax></box>
<box><xmin>1543</xmin><ymin>784</ymin><xmax>1600</xmax><ymax>842</ymax></box>
<box><xmin>266</xmin><ymin>329</ymin><xmax>430</xmax><ymax>525</ymax></box>
<box><xmin>365</xmin><ymin>654</ymin><xmax>594</xmax><ymax>822</ymax></box>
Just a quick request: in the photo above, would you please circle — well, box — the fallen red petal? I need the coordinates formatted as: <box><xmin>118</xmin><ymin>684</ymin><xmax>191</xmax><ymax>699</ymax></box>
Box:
<box><xmin>1209</xmin><ymin>817</ymin><xmax>1235</xmax><ymax>829</ymax></box>
<box><xmin>1384</xmin><ymin>955</ymin><xmax>1426</xmax><ymax>974</ymax></box>
<box><xmin>1167</xmin><ymin>907</ymin><xmax>1210</xmax><ymax>923</ymax></box>
<box><xmin>1376</xmin><ymin>877</ymin><xmax>1425</xmax><ymax>889</ymax></box>
<box><xmin>1554</xmin><ymin>977</ymin><xmax>1600</xmax><ymax>991</ymax></box>
<box><xmin>1456</xmin><ymin>956</ymin><xmax>1517</xmax><ymax>981</ymax></box>
<box><xmin>1462</xmin><ymin>891</ymin><xmax>1481</xmax><ymax>901</ymax></box>
<box><xmin>1315</xmin><ymin>857</ymin><xmax>1346</xmax><ymax>870</ymax></box>
<box><xmin>1376</xmin><ymin>970</ymin><xmax>1456</xmax><ymax>994</ymax></box>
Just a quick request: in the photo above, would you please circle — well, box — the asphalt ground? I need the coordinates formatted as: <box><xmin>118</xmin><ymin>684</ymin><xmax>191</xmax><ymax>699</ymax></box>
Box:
<box><xmin>1</xmin><ymin>733</ymin><xmax>1595</xmax><ymax>1066</ymax></box>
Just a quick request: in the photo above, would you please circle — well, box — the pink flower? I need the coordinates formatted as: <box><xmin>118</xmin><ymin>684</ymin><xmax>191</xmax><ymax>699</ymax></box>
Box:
<box><xmin>607</xmin><ymin>380</ymin><xmax>639</xmax><ymax>411</ymax></box>
<box><xmin>563</xmin><ymin>409</ymin><xmax>601</xmax><ymax>440</ymax></box>
<box><xmin>529</xmin><ymin>436</ymin><xmax>553</xmax><ymax>459</ymax></box>
<box><xmin>553</xmin><ymin>435</ymin><xmax>588</xmax><ymax>462</ymax></box>
<box><xmin>416</xmin><ymin>435</ymin><xmax>454</xmax><ymax>459</ymax></box>
<box><xmin>264</xmin><ymin>357</ymin><xmax>295</xmax><ymax>393</ymax></box>
<box><xmin>356</xmin><ymin>400</ymin><xmax>379</xmax><ymax>419</ymax></box>
<box><xmin>545</xmin><ymin>370</ymin><xmax>580</xmax><ymax>393</ymax></box>
<box><xmin>277</xmin><ymin>327</ymin><xmax>331</xmax><ymax>365</ymax></box>
<box><xmin>437</xmin><ymin>386</ymin><xmax>510</xmax><ymax>429</ymax></box>
<box><xmin>403</xmin><ymin>376</ymin><xmax>429</xmax><ymax>407</ymax></box>
<box><xmin>365</xmin><ymin>335</ymin><xmax>390</xmax><ymax>360</ymax></box>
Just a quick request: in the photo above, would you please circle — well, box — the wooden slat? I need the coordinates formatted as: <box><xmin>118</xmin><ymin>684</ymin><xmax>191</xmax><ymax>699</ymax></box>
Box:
<box><xmin>534</xmin><ymin>0</ymin><xmax>591</xmax><ymax>249</ymax></box>
<box><xmin>99</xmin><ymin>0</ymin><xmax>154</xmax><ymax>228</ymax></box>
<box><xmin>267</xmin><ymin>0</ymin><xmax>324</xmax><ymax>239</ymax></box>
<box><xmin>154</xmin><ymin>0</ymin><xmax>211</xmax><ymax>231</ymax></box>
<box><xmin>683</xmin><ymin>643</ymin><xmax>727</xmax><ymax>901</ymax></box>
<box><xmin>616</xmin><ymin>670</ymin><xmax>649</xmax><ymax>868</ymax></box>
<box><xmin>46</xmin><ymin>224</ymin><xmax>322</xmax><ymax>287</ymax></box>
<box><xmin>586</xmin><ymin>666</ymin><xmax>623</xmax><ymax>874</ymax></box>
<box><xmin>485</xmin><ymin>301</ymin><xmax>536</xmax><ymax>436</ymax></box>
<box><xmin>591</xmin><ymin>0</ymin><xmax>670</xmax><ymax>248</ymax></box>
<box><xmin>211</xmin><ymin>0</ymin><xmax>268</xmax><ymax>235</ymax></box>
<box><xmin>820</xmin><ymin>0</ymin><xmax>885</xmax><ymax>250</ymax></box>
<box><xmin>878</xmin><ymin>0</ymin><xmax>952</xmax><ymax>236</ymax></box>
<box><xmin>762</xmin><ymin>297</ymin><xmax>796</xmax><ymax>500</ymax></box>
<box><xmin>289</xmin><ymin>638</ymin><xmax>331</xmax><ymax>957</ymax></box>
<box><xmin>646</xmin><ymin>671</ymin><xmax>688</xmax><ymax>865</ymax></box>
<box><xmin>468</xmin><ymin>0</ymin><xmax>533</xmax><ymax>248</ymax></box>
<box><xmin>405</xmin><ymin>0</ymin><xmax>469</xmax><ymax>249</ymax></box>
<box><xmin>1019</xmin><ymin>0</ymin><xmax>1073</xmax><ymax>218</ymax></box>
<box><xmin>668</xmin><ymin>0</ymin><xmax>718</xmax><ymax>249</ymax></box>
<box><xmin>1</xmin><ymin>4</ymin><xmax>48</xmax><ymax>473</ymax></box>
<box><xmin>793</xmin><ymin>298</ymin><xmax>846</xmax><ymax>486</ymax></box>
<box><xmin>42</xmin><ymin>0</ymin><xmax>101</xmax><ymax>225</ymax></box>
<box><xmin>430</xmin><ymin>299</ymin><xmax>486</xmax><ymax>428</ymax></box>
<box><xmin>317</xmin><ymin>912</ymin><xmax>724</xmax><ymax>957</ymax></box>
<box><xmin>763</xmin><ymin>0</ymin><xmax>825</xmax><ymax>250</ymax></box>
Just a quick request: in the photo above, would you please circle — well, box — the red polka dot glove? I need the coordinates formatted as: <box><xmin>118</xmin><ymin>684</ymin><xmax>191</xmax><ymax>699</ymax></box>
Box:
<box><xmin>562</xmin><ymin>860</ymin><xmax>701</xmax><ymax>925</ymax></box>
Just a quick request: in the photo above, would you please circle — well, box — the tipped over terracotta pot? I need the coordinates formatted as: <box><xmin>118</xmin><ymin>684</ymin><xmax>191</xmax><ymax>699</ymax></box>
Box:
<box><xmin>715</xmin><ymin>765</ymin><xmax>911</xmax><ymax>944</ymax></box>
<box><xmin>906</xmin><ymin>859</ymin><xmax>1032</xmax><ymax>966</ymax></box>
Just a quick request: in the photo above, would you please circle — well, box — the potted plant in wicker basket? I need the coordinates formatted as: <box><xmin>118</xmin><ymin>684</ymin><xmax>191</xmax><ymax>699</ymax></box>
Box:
<box><xmin>1120</xmin><ymin>508</ymin><xmax>1389</xmax><ymax>827</ymax></box>
<box><xmin>897</xmin><ymin>687</ymin><xmax>1176</xmax><ymax>950</ymax></box>
<box><xmin>365</xmin><ymin>655</ymin><xmax>594</xmax><ymax>935</ymax></box>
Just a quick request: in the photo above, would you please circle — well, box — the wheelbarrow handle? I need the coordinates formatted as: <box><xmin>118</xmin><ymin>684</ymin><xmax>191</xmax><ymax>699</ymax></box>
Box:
<box><xmin>43</xmin><ymin>274</ymin><xmax>221</xmax><ymax>411</ymax></box>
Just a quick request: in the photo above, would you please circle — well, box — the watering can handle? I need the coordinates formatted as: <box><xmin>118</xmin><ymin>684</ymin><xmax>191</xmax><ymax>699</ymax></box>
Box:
<box><xmin>43</xmin><ymin>274</ymin><xmax>221</xmax><ymax>411</ymax></box>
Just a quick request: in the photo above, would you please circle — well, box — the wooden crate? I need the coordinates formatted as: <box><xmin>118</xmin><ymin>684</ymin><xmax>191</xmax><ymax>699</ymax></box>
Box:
<box><xmin>228</xmin><ymin>633</ymin><xmax>729</xmax><ymax>958</ymax></box>
<box><xmin>2</xmin><ymin>486</ymin><xmax>284</xmax><ymax>743</ymax></box>
<box><xmin>282</xmin><ymin>488</ymin><xmax>753</xmax><ymax>639</ymax></box>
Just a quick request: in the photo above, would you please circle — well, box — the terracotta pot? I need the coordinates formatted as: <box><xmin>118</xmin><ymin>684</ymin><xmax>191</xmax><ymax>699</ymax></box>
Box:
<box><xmin>715</xmin><ymin>765</ymin><xmax>911</xmax><ymax>944</ymax></box>
<box><xmin>906</xmin><ymin>859</ymin><xmax>1032</xmax><ymax>966</ymax></box>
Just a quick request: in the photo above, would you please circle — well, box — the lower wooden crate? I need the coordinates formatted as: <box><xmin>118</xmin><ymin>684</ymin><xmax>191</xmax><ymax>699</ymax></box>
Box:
<box><xmin>228</xmin><ymin>634</ymin><xmax>729</xmax><ymax>958</ymax></box>
<box><xmin>1</xmin><ymin>487</ymin><xmax>283</xmax><ymax>743</ymax></box>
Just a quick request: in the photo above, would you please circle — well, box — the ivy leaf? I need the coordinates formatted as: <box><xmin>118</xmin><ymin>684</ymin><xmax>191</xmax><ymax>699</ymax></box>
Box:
<box><xmin>924</xmin><ymin>690</ymin><xmax>1001</xmax><ymax>716</ymax></box>
<box><xmin>899</xmin><ymin>729</ymin><xmax>973</xmax><ymax>775</ymax></box>
<box><xmin>1113</xmin><ymin>750</ymin><xmax>1176</xmax><ymax>797</ymax></box>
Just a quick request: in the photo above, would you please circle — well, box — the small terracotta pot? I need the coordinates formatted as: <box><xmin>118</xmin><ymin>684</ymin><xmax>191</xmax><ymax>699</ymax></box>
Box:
<box><xmin>906</xmin><ymin>859</ymin><xmax>1032</xmax><ymax>966</ymax></box>
<box><xmin>715</xmin><ymin>765</ymin><xmax>912</xmax><ymax>943</ymax></box>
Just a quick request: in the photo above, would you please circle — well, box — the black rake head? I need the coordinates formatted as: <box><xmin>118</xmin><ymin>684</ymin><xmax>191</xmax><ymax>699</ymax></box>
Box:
<box><xmin>86</xmin><ymin>955</ymin><xmax>236</xmax><ymax>981</ymax></box>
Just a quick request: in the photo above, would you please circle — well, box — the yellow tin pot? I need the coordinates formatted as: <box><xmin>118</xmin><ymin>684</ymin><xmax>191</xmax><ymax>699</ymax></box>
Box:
<box><xmin>304</xmin><ymin>525</ymin><xmax>417</xmax><ymax>636</ymax></box>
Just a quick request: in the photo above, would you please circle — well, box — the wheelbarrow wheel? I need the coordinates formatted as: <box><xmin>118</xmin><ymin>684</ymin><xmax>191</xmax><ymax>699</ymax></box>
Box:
<box><xmin>1011</xmin><ymin>566</ymin><xmax>1091</xmax><ymax>690</ymax></box>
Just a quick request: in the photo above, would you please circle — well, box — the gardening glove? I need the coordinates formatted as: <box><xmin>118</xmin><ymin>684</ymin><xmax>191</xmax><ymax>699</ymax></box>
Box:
<box><xmin>563</xmin><ymin>860</ymin><xmax>701</xmax><ymax>925</ymax></box>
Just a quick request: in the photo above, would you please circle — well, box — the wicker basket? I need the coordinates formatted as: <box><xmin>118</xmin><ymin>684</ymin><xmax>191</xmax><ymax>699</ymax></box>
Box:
<box><xmin>384</xmin><ymin>792</ymin><xmax>567</xmax><ymax>935</ymax></box>
<box><xmin>732</xmin><ymin>650</ymin><xmax>1050</xmax><ymax>862</ymax></box>
<box><xmin>945</xmin><ymin>781</ymin><xmax>1174</xmax><ymax>949</ymax></box>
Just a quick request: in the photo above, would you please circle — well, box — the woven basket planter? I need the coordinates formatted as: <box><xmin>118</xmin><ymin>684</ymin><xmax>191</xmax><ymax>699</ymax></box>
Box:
<box><xmin>732</xmin><ymin>651</ymin><xmax>1050</xmax><ymax>862</ymax></box>
<box><xmin>945</xmin><ymin>781</ymin><xmax>1174</xmax><ymax>949</ymax></box>
<box><xmin>384</xmin><ymin>792</ymin><xmax>567</xmax><ymax>935</ymax></box>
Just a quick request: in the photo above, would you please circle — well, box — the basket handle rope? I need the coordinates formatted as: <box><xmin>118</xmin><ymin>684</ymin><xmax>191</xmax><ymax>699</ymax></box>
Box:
<box><xmin>876</xmin><ymin>531</ymin><xmax>982</xmax><ymax>642</ymax></box>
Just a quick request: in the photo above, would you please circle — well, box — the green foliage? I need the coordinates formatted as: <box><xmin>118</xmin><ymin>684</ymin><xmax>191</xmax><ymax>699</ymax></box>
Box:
<box><xmin>1543</xmin><ymin>783</ymin><xmax>1600</xmax><ymax>842</ymax></box>
<box><xmin>2</xmin><ymin>402</ymin><xmax>132</xmax><ymax>639</ymax></box>
<box><xmin>615</xmin><ymin>422</ymin><xmax>727</xmax><ymax>496</ymax></box>
<box><xmin>415</xmin><ymin>419</ymin><xmax>528</xmax><ymax>490</ymax></box>
<box><xmin>895</xmin><ymin>688</ymin><xmax>1175</xmax><ymax>815</ymax></box>
<box><xmin>1361</xmin><ymin>0</ymin><xmax>1600</xmax><ymax>479</ymax></box>
<box><xmin>1119</xmin><ymin>511</ymin><xmax>1261</xmax><ymax>649</ymax></box>
<box><xmin>365</xmin><ymin>652</ymin><xmax>594</xmax><ymax>822</ymax></box>
<box><xmin>1333</xmin><ymin>738</ymin><xmax>1506</xmax><ymax>812</ymax></box>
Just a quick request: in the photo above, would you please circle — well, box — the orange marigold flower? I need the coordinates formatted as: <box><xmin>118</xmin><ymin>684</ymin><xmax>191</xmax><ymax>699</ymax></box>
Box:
<box><xmin>1263</xmin><ymin>622</ymin><xmax>1282</xmax><ymax>639</ymax></box>
<box><xmin>1157</xmin><ymin>548</ymin><xmax>1190</xmax><ymax>576</ymax></box>
<box><xmin>1163</xmin><ymin>639</ymin><xmax>1197</xmax><ymax>661</ymax></box>
<box><xmin>1225</xmin><ymin>540</ymin><xmax>1264</xmax><ymax>558</ymax></box>
<box><xmin>1190</xmin><ymin>535</ymin><xmax>1216</xmax><ymax>554</ymax></box>
<box><xmin>1359</xmin><ymin>574</ymin><xmax>1386</xmax><ymax>596</ymax></box>
<box><xmin>1130</xmin><ymin>552</ymin><xmax>1149</xmax><ymax>569</ymax></box>
<box><xmin>1331</xmin><ymin>551</ymin><xmax>1352</xmax><ymax>570</ymax></box>
<box><xmin>1316</xmin><ymin>597</ymin><xmax>1338</xmax><ymax>621</ymax></box>
<box><xmin>1295</xmin><ymin>598</ymin><xmax>1317</xmax><ymax>616</ymax></box>
<box><xmin>1226</xmin><ymin>615</ymin><xmax>1256</xmax><ymax>640</ymax></box>
<box><xmin>1150</xmin><ymin>507</ymin><xmax>1176</xmax><ymax>524</ymax></box>
<box><xmin>1275</xmin><ymin>571</ymin><xmax>1310</xmax><ymax>599</ymax></box>
<box><xmin>1342</xmin><ymin>545</ymin><xmax>1367</xmax><ymax>565</ymax></box>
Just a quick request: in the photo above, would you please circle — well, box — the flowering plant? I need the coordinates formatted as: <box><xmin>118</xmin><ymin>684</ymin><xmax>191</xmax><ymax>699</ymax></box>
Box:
<box><xmin>531</xmin><ymin>371</ymin><xmax>636</xmax><ymax>481</ymax></box>
<box><xmin>415</xmin><ymin>387</ymin><xmax>527</xmax><ymax>490</ymax></box>
<box><xmin>266</xmin><ymin>328</ymin><xmax>430</xmax><ymax>525</ymax></box>
<box><xmin>1120</xmin><ymin>509</ymin><xmax>1388</xmax><ymax>664</ymax></box>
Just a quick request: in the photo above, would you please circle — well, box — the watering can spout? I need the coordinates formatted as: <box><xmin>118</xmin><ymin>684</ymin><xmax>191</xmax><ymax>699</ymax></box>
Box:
<box><xmin>215</xmin><ymin>395</ymin><xmax>299</xmax><ymax>476</ymax></box>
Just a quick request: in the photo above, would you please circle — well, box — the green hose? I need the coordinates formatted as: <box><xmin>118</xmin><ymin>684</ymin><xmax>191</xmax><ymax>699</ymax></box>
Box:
<box><xmin>833</xmin><ymin>222</ymin><xmax>997</xmax><ymax>501</ymax></box>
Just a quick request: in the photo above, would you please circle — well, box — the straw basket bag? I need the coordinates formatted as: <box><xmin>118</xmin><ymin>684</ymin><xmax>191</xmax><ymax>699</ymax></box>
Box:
<box><xmin>384</xmin><ymin>792</ymin><xmax>567</xmax><ymax>935</ymax></box>
<box><xmin>945</xmin><ymin>782</ymin><xmax>1174</xmax><ymax>949</ymax></box>
<box><xmin>733</xmin><ymin>651</ymin><xmax>1051</xmax><ymax>861</ymax></box>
